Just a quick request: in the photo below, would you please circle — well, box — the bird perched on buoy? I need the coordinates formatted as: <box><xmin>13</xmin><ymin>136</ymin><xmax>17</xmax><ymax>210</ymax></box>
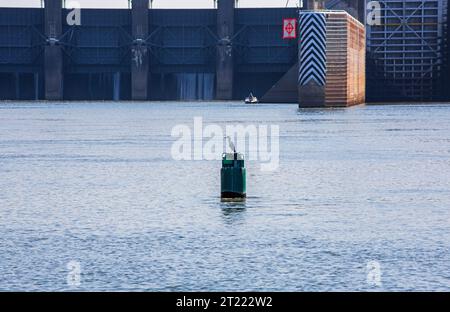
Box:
<box><xmin>226</xmin><ymin>136</ymin><xmax>236</xmax><ymax>153</ymax></box>
<box><xmin>221</xmin><ymin>137</ymin><xmax>246</xmax><ymax>201</ymax></box>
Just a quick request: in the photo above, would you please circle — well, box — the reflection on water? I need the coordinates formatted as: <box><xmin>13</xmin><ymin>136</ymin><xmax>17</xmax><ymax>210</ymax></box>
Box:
<box><xmin>0</xmin><ymin>102</ymin><xmax>450</xmax><ymax>291</ymax></box>
<box><xmin>220</xmin><ymin>201</ymin><xmax>247</xmax><ymax>224</ymax></box>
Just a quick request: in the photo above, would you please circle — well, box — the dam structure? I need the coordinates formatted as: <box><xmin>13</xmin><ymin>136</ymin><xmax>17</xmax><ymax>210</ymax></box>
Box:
<box><xmin>0</xmin><ymin>0</ymin><xmax>448</xmax><ymax>102</ymax></box>
<box><xmin>0</xmin><ymin>0</ymin><xmax>300</xmax><ymax>101</ymax></box>
<box><xmin>364</xmin><ymin>0</ymin><xmax>449</xmax><ymax>101</ymax></box>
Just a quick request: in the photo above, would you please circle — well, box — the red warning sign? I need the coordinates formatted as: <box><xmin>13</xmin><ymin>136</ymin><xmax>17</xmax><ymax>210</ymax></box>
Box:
<box><xmin>283</xmin><ymin>18</ymin><xmax>297</xmax><ymax>39</ymax></box>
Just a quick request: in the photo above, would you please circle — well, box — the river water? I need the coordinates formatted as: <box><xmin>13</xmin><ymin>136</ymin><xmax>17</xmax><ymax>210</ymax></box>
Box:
<box><xmin>0</xmin><ymin>102</ymin><xmax>449</xmax><ymax>291</ymax></box>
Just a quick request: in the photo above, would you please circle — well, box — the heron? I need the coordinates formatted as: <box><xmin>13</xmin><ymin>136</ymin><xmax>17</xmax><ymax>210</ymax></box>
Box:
<box><xmin>225</xmin><ymin>136</ymin><xmax>236</xmax><ymax>153</ymax></box>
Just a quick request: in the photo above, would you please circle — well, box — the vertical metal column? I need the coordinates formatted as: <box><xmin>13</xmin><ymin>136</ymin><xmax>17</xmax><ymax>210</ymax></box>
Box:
<box><xmin>216</xmin><ymin>0</ymin><xmax>235</xmax><ymax>100</ymax></box>
<box><xmin>131</xmin><ymin>0</ymin><xmax>149</xmax><ymax>101</ymax></box>
<box><xmin>44</xmin><ymin>0</ymin><xmax>63</xmax><ymax>100</ymax></box>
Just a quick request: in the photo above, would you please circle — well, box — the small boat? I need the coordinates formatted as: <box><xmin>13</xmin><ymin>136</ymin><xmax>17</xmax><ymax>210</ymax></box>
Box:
<box><xmin>244</xmin><ymin>93</ymin><xmax>259</xmax><ymax>104</ymax></box>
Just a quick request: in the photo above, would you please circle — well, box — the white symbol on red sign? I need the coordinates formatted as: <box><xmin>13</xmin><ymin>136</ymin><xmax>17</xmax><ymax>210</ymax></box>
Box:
<box><xmin>283</xmin><ymin>18</ymin><xmax>297</xmax><ymax>39</ymax></box>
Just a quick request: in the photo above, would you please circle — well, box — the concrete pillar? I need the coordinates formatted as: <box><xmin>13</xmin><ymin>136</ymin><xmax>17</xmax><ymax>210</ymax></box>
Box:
<box><xmin>216</xmin><ymin>0</ymin><xmax>235</xmax><ymax>100</ymax></box>
<box><xmin>131</xmin><ymin>0</ymin><xmax>149</xmax><ymax>101</ymax></box>
<box><xmin>113</xmin><ymin>72</ymin><xmax>121</xmax><ymax>101</ymax></box>
<box><xmin>44</xmin><ymin>0</ymin><xmax>63</xmax><ymax>100</ymax></box>
<box><xmin>298</xmin><ymin>11</ymin><xmax>366</xmax><ymax>108</ymax></box>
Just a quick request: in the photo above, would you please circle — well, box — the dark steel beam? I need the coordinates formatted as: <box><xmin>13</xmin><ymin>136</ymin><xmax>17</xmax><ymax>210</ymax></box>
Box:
<box><xmin>216</xmin><ymin>0</ymin><xmax>235</xmax><ymax>100</ymax></box>
<box><xmin>131</xmin><ymin>0</ymin><xmax>149</xmax><ymax>100</ymax></box>
<box><xmin>44</xmin><ymin>0</ymin><xmax>63</xmax><ymax>100</ymax></box>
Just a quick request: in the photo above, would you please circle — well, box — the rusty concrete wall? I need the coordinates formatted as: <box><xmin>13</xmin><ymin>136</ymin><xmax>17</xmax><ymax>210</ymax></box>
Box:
<box><xmin>346</xmin><ymin>13</ymin><xmax>365</xmax><ymax>106</ymax></box>
<box><xmin>324</xmin><ymin>13</ymin><xmax>347</xmax><ymax>106</ymax></box>
<box><xmin>324</xmin><ymin>12</ymin><xmax>365</xmax><ymax>107</ymax></box>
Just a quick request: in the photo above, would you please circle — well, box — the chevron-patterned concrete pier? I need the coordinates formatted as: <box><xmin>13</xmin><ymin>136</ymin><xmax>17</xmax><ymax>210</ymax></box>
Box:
<box><xmin>298</xmin><ymin>11</ymin><xmax>365</xmax><ymax>108</ymax></box>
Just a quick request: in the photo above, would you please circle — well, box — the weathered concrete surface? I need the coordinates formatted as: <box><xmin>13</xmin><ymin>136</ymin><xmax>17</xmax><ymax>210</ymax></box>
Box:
<box><xmin>324</xmin><ymin>12</ymin><xmax>365</xmax><ymax>107</ymax></box>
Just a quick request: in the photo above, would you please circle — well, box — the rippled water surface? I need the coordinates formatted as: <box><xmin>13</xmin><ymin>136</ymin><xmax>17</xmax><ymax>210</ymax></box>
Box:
<box><xmin>1</xmin><ymin>102</ymin><xmax>450</xmax><ymax>291</ymax></box>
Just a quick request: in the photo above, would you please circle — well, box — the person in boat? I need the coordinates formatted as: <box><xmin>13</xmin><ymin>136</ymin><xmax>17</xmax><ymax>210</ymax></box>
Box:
<box><xmin>245</xmin><ymin>92</ymin><xmax>258</xmax><ymax>103</ymax></box>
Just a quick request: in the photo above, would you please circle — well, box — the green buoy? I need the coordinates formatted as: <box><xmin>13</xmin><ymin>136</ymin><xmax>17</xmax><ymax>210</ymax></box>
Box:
<box><xmin>221</xmin><ymin>152</ymin><xmax>246</xmax><ymax>201</ymax></box>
